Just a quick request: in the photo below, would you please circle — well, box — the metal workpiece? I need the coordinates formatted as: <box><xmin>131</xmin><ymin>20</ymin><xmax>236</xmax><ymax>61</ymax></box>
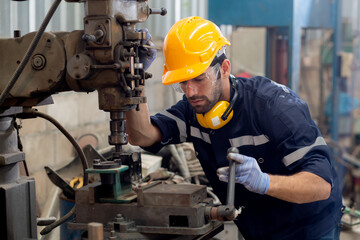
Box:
<box><xmin>136</xmin><ymin>183</ymin><xmax>207</xmax><ymax>207</ymax></box>
<box><xmin>72</xmin><ymin>182</ymin><xmax>223</xmax><ymax>238</ymax></box>
<box><xmin>86</xmin><ymin>164</ymin><xmax>133</xmax><ymax>203</ymax></box>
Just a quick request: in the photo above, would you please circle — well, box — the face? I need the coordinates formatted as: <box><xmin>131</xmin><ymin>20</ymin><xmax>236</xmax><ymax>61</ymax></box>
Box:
<box><xmin>179</xmin><ymin>65</ymin><xmax>222</xmax><ymax>114</ymax></box>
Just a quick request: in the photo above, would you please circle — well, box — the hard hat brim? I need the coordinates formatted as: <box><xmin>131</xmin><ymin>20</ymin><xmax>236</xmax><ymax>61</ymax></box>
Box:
<box><xmin>162</xmin><ymin>61</ymin><xmax>211</xmax><ymax>85</ymax></box>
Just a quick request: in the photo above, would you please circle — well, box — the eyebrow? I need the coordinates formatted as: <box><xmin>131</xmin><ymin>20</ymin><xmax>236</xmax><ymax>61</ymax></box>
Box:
<box><xmin>194</xmin><ymin>70</ymin><xmax>210</xmax><ymax>79</ymax></box>
<box><xmin>194</xmin><ymin>74</ymin><xmax>206</xmax><ymax>79</ymax></box>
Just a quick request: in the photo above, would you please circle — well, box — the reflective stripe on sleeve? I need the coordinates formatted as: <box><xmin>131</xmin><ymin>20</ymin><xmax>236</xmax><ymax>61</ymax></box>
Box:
<box><xmin>160</xmin><ymin>110</ymin><xmax>187</xmax><ymax>142</ymax></box>
<box><xmin>282</xmin><ymin>137</ymin><xmax>327</xmax><ymax>167</ymax></box>
<box><xmin>229</xmin><ymin>135</ymin><xmax>269</xmax><ymax>147</ymax></box>
<box><xmin>190</xmin><ymin>126</ymin><xmax>211</xmax><ymax>144</ymax></box>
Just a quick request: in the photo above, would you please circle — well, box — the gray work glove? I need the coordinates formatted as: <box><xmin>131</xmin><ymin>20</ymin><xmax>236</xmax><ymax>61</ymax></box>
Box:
<box><xmin>137</xmin><ymin>28</ymin><xmax>156</xmax><ymax>71</ymax></box>
<box><xmin>217</xmin><ymin>153</ymin><xmax>270</xmax><ymax>194</ymax></box>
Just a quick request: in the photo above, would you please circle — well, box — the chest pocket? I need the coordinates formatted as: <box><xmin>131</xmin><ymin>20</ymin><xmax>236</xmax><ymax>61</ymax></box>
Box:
<box><xmin>229</xmin><ymin>135</ymin><xmax>287</xmax><ymax>174</ymax></box>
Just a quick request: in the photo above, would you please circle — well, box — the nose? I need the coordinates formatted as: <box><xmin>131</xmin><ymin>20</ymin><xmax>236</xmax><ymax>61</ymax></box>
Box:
<box><xmin>183</xmin><ymin>80</ymin><xmax>198</xmax><ymax>96</ymax></box>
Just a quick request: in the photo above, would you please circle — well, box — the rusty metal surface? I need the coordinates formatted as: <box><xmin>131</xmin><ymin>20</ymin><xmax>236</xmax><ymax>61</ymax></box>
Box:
<box><xmin>141</xmin><ymin>184</ymin><xmax>207</xmax><ymax>207</ymax></box>
<box><xmin>68</xmin><ymin>220</ymin><xmax>220</xmax><ymax>240</ymax></box>
<box><xmin>84</xmin><ymin>0</ymin><xmax>149</xmax><ymax>23</ymax></box>
<box><xmin>75</xmin><ymin>183</ymin><xmax>215</xmax><ymax>232</ymax></box>
<box><xmin>0</xmin><ymin>32</ymin><xmax>66</xmax><ymax>101</ymax></box>
<box><xmin>98</xmin><ymin>88</ymin><xmax>146</xmax><ymax>111</ymax></box>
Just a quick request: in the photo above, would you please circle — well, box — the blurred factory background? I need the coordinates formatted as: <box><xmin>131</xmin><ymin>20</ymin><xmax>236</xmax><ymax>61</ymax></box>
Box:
<box><xmin>2</xmin><ymin>0</ymin><xmax>360</xmax><ymax>239</ymax></box>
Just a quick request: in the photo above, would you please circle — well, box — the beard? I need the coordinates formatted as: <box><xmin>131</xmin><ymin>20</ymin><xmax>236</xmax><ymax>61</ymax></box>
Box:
<box><xmin>188</xmin><ymin>96</ymin><xmax>215</xmax><ymax>113</ymax></box>
<box><xmin>188</xmin><ymin>80</ymin><xmax>222</xmax><ymax>114</ymax></box>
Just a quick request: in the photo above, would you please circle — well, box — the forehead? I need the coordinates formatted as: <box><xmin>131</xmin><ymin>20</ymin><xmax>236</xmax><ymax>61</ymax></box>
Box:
<box><xmin>198</xmin><ymin>66</ymin><xmax>215</xmax><ymax>77</ymax></box>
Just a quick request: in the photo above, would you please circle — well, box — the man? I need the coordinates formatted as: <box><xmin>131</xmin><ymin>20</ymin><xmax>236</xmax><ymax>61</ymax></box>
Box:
<box><xmin>127</xmin><ymin>16</ymin><xmax>343</xmax><ymax>239</ymax></box>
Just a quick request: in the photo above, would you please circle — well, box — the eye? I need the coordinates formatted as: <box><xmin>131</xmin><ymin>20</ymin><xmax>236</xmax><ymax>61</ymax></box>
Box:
<box><xmin>193</xmin><ymin>75</ymin><xmax>207</xmax><ymax>82</ymax></box>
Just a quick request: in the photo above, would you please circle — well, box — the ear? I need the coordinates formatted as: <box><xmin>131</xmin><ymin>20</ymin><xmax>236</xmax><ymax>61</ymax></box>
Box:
<box><xmin>221</xmin><ymin>59</ymin><xmax>231</xmax><ymax>79</ymax></box>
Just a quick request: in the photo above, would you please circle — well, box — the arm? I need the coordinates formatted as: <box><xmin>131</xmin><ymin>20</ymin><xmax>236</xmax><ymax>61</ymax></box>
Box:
<box><xmin>218</xmin><ymin>153</ymin><xmax>331</xmax><ymax>204</ymax></box>
<box><xmin>267</xmin><ymin>171</ymin><xmax>331</xmax><ymax>204</ymax></box>
<box><xmin>125</xmin><ymin>91</ymin><xmax>162</xmax><ymax>147</ymax></box>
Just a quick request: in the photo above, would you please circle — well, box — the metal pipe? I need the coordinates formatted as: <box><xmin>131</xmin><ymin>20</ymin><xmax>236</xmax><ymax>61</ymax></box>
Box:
<box><xmin>226</xmin><ymin>147</ymin><xmax>239</xmax><ymax>206</ymax></box>
<box><xmin>0</xmin><ymin>0</ymin><xmax>62</xmax><ymax>106</ymax></box>
<box><xmin>330</xmin><ymin>0</ymin><xmax>342</xmax><ymax>141</ymax></box>
<box><xmin>169</xmin><ymin>144</ymin><xmax>190</xmax><ymax>181</ymax></box>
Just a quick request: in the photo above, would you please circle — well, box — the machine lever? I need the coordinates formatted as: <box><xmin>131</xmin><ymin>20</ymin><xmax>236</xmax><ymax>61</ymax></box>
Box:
<box><xmin>37</xmin><ymin>217</ymin><xmax>57</xmax><ymax>226</ymax></box>
<box><xmin>44</xmin><ymin>166</ymin><xmax>75</xmax><ymax>200</ymax></box>
<box><xmin>149</xmin><ymin>7</ymin><xmax>167</xmax><ymax>16</ymax></box>
<box><xmin>226</xmin><ymin>147</ymin><xmax>238</xmax><ymax>206</ymax></box>
<box><xmin>205</xmin><ymin>147</ymin><xmax>242</xmax><ymax>221</ymax></box>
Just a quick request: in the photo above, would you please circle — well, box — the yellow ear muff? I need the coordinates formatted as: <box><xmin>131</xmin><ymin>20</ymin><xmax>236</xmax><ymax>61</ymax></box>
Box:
<box><xmin>196</xmin><ymin>101</ymin><xmax>234</xmax><ymax>129</ymax></box>
<box><xmin>196</xmin><ymin>113</ymin><xmax>210</xmax><ymax>128</ymax></box>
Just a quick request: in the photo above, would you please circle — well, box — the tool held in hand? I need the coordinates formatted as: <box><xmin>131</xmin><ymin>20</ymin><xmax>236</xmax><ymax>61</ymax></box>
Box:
<box><xmin>205</xmin><ymin>147</ymin><xmax>242</xmax><ymax>221</ymax></box>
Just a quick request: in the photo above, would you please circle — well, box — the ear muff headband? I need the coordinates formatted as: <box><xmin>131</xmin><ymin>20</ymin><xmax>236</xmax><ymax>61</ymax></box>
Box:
<box><xmin>196</xmin><ymin>76</ymin><xmax>239</xmax><ymax>129</ymax></box>
<box><xmin>221</xmin><ymin>77</ymin><xmax>238</xmax><ymax>121</ymax></box>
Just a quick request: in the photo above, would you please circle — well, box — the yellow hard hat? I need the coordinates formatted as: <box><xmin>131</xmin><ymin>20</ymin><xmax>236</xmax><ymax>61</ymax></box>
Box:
<box><xmin>162</xmin><ymin>16</ymin><xmax>230</xmax><ymax>85</ymax></box>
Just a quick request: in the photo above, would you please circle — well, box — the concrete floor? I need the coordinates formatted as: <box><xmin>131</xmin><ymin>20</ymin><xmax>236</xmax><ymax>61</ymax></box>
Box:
<box><xmin>341</xmin><ymin>226</ymin><xmax>360</xmax><ymax>240</ymax></box>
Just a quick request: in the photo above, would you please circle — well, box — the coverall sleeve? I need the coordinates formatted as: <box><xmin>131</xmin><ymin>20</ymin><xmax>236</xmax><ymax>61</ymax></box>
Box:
<box><xmin>142</xmin><ymin>97</ymin><xmax>190</xmax><ymax>153</ymax></box>
<box><xmin>258</xmin><ymin>83</ymin><xmax>333</xmax><ymax>185</ymax></box>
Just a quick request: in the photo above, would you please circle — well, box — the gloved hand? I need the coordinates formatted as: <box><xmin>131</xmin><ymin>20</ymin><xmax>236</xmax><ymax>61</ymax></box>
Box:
<box><xmin>217</xmin><ymin>153</ymin><xmax>270</xmax><ymax>194</ymax></box>
<box><xmin>137</xmin><ymin>28</ymin><xmax>157</xmax><ymax>71</ymax></box>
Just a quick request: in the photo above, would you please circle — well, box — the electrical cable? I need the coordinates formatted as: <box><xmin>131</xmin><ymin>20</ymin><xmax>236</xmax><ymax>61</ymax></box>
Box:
<box><xmin>24</xmin><ymin>109</ymin><xmax>88</xmax><ymax>235</ymax></box>
<box><xmin>28</xmin><ymin>109</ymin><xmax>89</xmax><ymax>184</ymax></box>
<box><xmin>0</xmin><ymin>0</ymin><xmax>62</xmax><ymax>106</ymax></box>
<box><xmin>40</xmin><ymin>206</ymin><xmax>75</xmax><ymax>235</ymax></box>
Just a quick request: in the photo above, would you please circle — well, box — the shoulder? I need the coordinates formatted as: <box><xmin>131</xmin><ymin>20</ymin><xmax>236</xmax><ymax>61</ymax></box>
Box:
<box><xmin>236</xmin><ymin>76</ymin><xmax>292</xmax><ymax>98</ymax></box>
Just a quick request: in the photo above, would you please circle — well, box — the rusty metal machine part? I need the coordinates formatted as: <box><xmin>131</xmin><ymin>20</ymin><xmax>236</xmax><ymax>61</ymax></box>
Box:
<box><xmin>205</xmin><ymin>147</ymin><xmax>242</xmax><ymax>221</ymax></box>
<box><xmin>0</xmin><ymin>31</ymin><xmax>67</xmax><ymax>106</ymax></box>
<box><xmin>69</xmin><ymin>182</ymin><xmax>223</xmax><ymax>239</ymax></box>
<box><xmin>0</xmin><ymin>0</ymin><xmax>151</xmax><ymax>158</ymax></box>
<box><xmin>0</xmin><ymin>113</ymin><xmax>36</xmax><ymax>240</ymax></box>
<box><xmin>0</xmin><ymin>0</ymin><xmax>229</xmax><ymax>239</ymax></box>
